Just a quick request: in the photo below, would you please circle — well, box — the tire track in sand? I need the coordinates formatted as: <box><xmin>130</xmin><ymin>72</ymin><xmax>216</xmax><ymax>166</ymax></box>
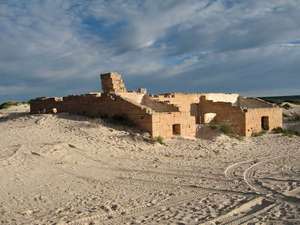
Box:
<box><xmin>206</xmin><ymin>154</ymin><xmax>300</xmax><ymax>225</ymax></box>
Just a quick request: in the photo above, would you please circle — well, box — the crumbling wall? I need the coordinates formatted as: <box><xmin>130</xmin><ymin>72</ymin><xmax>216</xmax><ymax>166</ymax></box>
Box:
<box><xmin>245</xmin><ymin>108</ymin><xmax>282</xmax><ymax>136</ymax></box>
<box><xmin>61</xmin><ymin>94</ymin><xmax>101</xmax><ymax>115</ymax></box>
<box><xmin>30</xmin><ymin>97</ymin><xmax>63</xmax><ymax>113</ymax></box>
<box><xmin>152</xmin><ymin>93</ymin><xmax>239</xmax><ymax>111</ymax></box>
<box><xmin>62</xmin><ymin>94</ymin><xmax>153</xmax><ymax>133</ymax></box>
<box><xmin>90</xmin><ymin>94</ymin><xmax>153</xmax><ymax>133</ymax></box>
<box><xmin>101</xmin><ymin>72</ymin><xmax>127</xmax><ymax>93</ymax></box>
<box><xmin>141</xmin><ymin>95</ymin><xmax>179</xmax><ymax>112</ymax></box>
<box><xmin>151</xmin><ymin>92</ymin><xmax>239</xmax><ymax>125</ymax></box>
<box><xmin>151</xmin><ymin>93</ymin><xmax>202</xmax><ymax>112</ymax></box>
<box><xmin>30</xmin><ymin>92</ymin><xmax>197</xmax><ymax>138</ymax></box>
<box><xmin>198</xmin><ymin>96</ymin><xmax>246</xmax><ymax>135</ymax></box>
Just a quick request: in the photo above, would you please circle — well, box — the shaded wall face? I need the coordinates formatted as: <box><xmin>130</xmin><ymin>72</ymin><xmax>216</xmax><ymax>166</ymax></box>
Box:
<box><xmin>245</xmin><ymin>108</ymin><xmax>283</xmax><ymax>136</ymax></box>
<box><xmin>81</xmin><ymin>95</ymin><xmax>153</xmax><ymax>134</ymax></box>
<box><xmin>151</xmin><ymin>112</ymin><xmax>196</xmax><ymax>138</ymax></box>
<box><xmin>30</xmin><ymin>98</ymin><xmax>63</xmax><ymax>113</ymax></box>
<box><xmin>198</xmin><ymin>100</ymin><xmax>246</xmax><ymax>135</ymax></box>
<box><xmin>152</xmin><ymin>93</ymin><xmax>239</xmax><ymax>124</ymax></box>
<box><xmin>31</xmin><ymin>94</ymin><xmax>153</xmax><ymax>135</ymax></box>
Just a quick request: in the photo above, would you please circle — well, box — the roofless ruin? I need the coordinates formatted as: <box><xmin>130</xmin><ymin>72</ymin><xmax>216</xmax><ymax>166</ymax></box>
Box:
<box><xmin>30</xmin><ymin>72</ymin><xmax>282</xmax><ymax>138</ymax></box>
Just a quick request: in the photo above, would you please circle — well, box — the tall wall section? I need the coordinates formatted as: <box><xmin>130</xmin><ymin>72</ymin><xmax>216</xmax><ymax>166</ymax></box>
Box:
<box><xmin>101</xmin><ymin>72</ymin><xmax>127</xmax><ymax>93</ymax></box>
<box><xmin>198</xmin><ymin>96</ymin><xmax>246</xmax><ymax>135</ymax></box>
<box><xmin>152</xmin><ymin>93</ymin><xmax>239</xmax><ymax>124</ymax></box>
<box><xmin>30</xmin><ymin>93</ymin><xmax>153</xmax><ymax>135</ymax></box>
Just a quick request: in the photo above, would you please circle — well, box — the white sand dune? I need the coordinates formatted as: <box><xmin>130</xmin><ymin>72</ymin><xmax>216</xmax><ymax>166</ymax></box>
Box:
<box><xmin>0</xmin><ymin>104</ymin><xmax>299</xmax><ymax>225</ymax></box>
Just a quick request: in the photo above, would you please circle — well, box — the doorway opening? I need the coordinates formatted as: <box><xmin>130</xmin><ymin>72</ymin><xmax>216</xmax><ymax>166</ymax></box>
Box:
<box><xmin>261</xmin><ymin>116</ymin><xmax>269</xmax><ymax>130</ymax></box>
<box><xmin>172</xmin><ymin>124</ymin><xmax>181</xmax><ymax>135</ymax></box>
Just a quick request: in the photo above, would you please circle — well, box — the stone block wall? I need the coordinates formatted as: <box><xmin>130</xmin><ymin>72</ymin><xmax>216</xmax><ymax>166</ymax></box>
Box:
<box><xmin>30</xmin><ymin>93</ymin><xmax>154</xmax><ymax>135</ymax></box>
<box><xmin>90</xmin><ymin>94</ymin><xmax>153</xmax><ymax>133</ymax></box>
<box><xmin>101</xmin><ymin>72</ymin><xmax>127</xmax><ymax>93</ymax></box>
<box><xmin>245</xmin><ymin>108</ymin><xmax>282</xmax><ymax>136</ymax></box>
<box><xmin>30</xmin><ymin>72</ymin><xmax>281</xmax><ymax>139</ymax></box>
<box><xmin>141</xmin><ymin>95</ymin><xmax>180</xmax><ymax>112</ymax></box>
<box><xmin>151</xmin><ymin>112</ymin><xmax>196</xmax><ymax>138</ymax></box>
<box><xmin>197</xmin><ymin>96</ymin><xmax>283</xmax><ymax>136</ymax></box>
<box><xmin>151</xmin><ymin>93</ymin><xmax>240</xmax><ymax>125</ymax></box>
<box><xmin>198</xmin><ymin>96</ymin><xmax>246</xmax><ymax>135</ymax></box>
<box><xmin>30</xmin><ymin>97</ymin><xmax>63</xmax><ymax>113</ymax></box>
<box><xmin>152</xmin><ymin>93</ymin><xmax>202</xmax><ymax>113</ymax></box>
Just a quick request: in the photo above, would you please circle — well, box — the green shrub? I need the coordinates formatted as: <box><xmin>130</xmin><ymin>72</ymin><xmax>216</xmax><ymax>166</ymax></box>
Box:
<box><xmin>251</xmin><ymin>130</ymin><xmax>267</xmax><ymax>137</ymax></box>
<box><xmin>152</xmin><ymin>136</ymin><xmax>165</xmax><ymax>145</ymax></box>
<box><xmin>209</xmin><ymin>123</ymin><xmax>233</xmax><ymax>135</ymax></box>
<box><xmin>272</xmin><ymin>127</ymin><xmax>300</xmax><ymax>137</ymax></box>
<box><xmin>208</xmin><ymin>123</ymin><xmax>243</xmax><ymax>139</ymax></box>
<box><xmin>219</xmin><ymin>124</ymin><xmax>233</xmax><ymax>134</ymax></box>
<box><xmin>208</xmin><ymin>124</ymin><xmax>218</xmax><ymax>130</ymax></box>
<box><xmin>272</xmin><ymin>127</ymin><xmax>284</xmax><ymax>133</ymax></box>
<box><xmin>0</xmin><ymin>101</ymin><xmax>21</xmax><ymax>109</ymax></box>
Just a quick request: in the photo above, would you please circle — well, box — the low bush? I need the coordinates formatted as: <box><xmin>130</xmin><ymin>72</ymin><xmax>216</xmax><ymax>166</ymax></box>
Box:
<box><xmin>0</xmin><ymin>101</ymin><xmax>21</xmax><ymax>109</ymax></box>
<box><xmin>272</xmin><ymin>127</ymin><xmax>300</xmax><ymax>137</ymax></box>
<box><xmin>209</xmin><ymin>123</ymin><xmax>233</xmax><ymax>135</ymax></box>
<box><xmin>151</xmin><ymin>136</ymin><xmax>165</xmax><ymax>145</ymax></box>
<box><xmin>251</xmin><ymin>130</ymin><xmax>267</xmax><ymax>137</ymax></box>
<box><xmin>219</xmin><ymin>124</ymin><xmax>233</xmax><ymax>134</ymax></box>
<box><xmin>208</xmin><ymin>123</ymin><xmax>243</xmax><ymax>139</ymax></box>
<box><xmin>271</xmin><ymin>127</ymin><xmax>284</xmax><ymax>133</ymax></box>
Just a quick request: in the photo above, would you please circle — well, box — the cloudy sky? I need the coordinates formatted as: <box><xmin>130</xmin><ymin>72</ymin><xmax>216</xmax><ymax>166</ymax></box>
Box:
<box><xmin>0</xmin><ymin>0</ymin><xmax>300</xmax><ymax>102</ymax></box>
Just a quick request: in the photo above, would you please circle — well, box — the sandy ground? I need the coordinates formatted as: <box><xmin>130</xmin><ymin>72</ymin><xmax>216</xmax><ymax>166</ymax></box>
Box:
<box><xmin>0</xmin><ymin>104</ymin><xmax>299</xmax><ymax>225</ymax></box>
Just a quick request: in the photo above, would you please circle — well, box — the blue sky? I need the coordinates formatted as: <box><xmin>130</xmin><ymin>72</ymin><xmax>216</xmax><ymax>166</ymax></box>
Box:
<box><xmin>0</xmin><ymin>0</ymin><xmax>300</xmax><ymax>102</ymax></box>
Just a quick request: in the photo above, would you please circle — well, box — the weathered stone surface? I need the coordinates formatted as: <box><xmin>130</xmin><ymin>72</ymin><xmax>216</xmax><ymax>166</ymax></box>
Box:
<box><xmin>30</xmin><ymin>72</ymin><xmax>282</xmax><ymax>138</ymax></box>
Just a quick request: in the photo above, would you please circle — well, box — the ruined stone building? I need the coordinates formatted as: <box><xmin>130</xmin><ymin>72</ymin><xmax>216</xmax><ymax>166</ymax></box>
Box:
<box><xmin>30</xmin><ymin>72</ymin><xmax>282</xmax><ymax>138</ymax></box>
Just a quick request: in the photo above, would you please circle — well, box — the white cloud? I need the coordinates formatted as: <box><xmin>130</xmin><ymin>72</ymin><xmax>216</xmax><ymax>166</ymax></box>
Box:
<box><xmin>0</xmin><ymin>0</ymin><xmax>299</xmax><ymax>101</ymax></box>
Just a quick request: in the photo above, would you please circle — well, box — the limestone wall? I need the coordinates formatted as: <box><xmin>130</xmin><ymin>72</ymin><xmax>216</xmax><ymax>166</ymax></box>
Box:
<box><xmin>101</xmin><ymin>72</ymin><xmax>127</xmax><ymax>93</ymax></box>
<box><xmin>151</xmin><ymin>112</ymin><xmax>196</xmax><ymax>138</ymax></box>
<box><xmin>198</xmin><ymin>97</ymin><xmax>246</xmax><ymax>135</ymax></box>
<box><xmin>30</xmin><ymin>93</ymin><xmax>154</xmax><ymax>135</ymax></box>
<box><xmin>30</xmin><ymin>97</ymin><xmax>63</xmax><ymax>113</ymax></box>
<box><xmin>152</xmin><ymin>93</ymin><xmax>239</xmax><ymax>110</ymax></box>
<box><xmin>151</xmin><ymin>93</ymin><xmax>239</xmax><ymax>125</ymax></box>
<box><xmin>152</xmin><ymin>93</ymin><xmax>202</xmax><ymax>112</ymax></box>
<box><xmin>245</xmin><ymin>108</ymin><xmax>283</xmax><ymax>136</ymax></box>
